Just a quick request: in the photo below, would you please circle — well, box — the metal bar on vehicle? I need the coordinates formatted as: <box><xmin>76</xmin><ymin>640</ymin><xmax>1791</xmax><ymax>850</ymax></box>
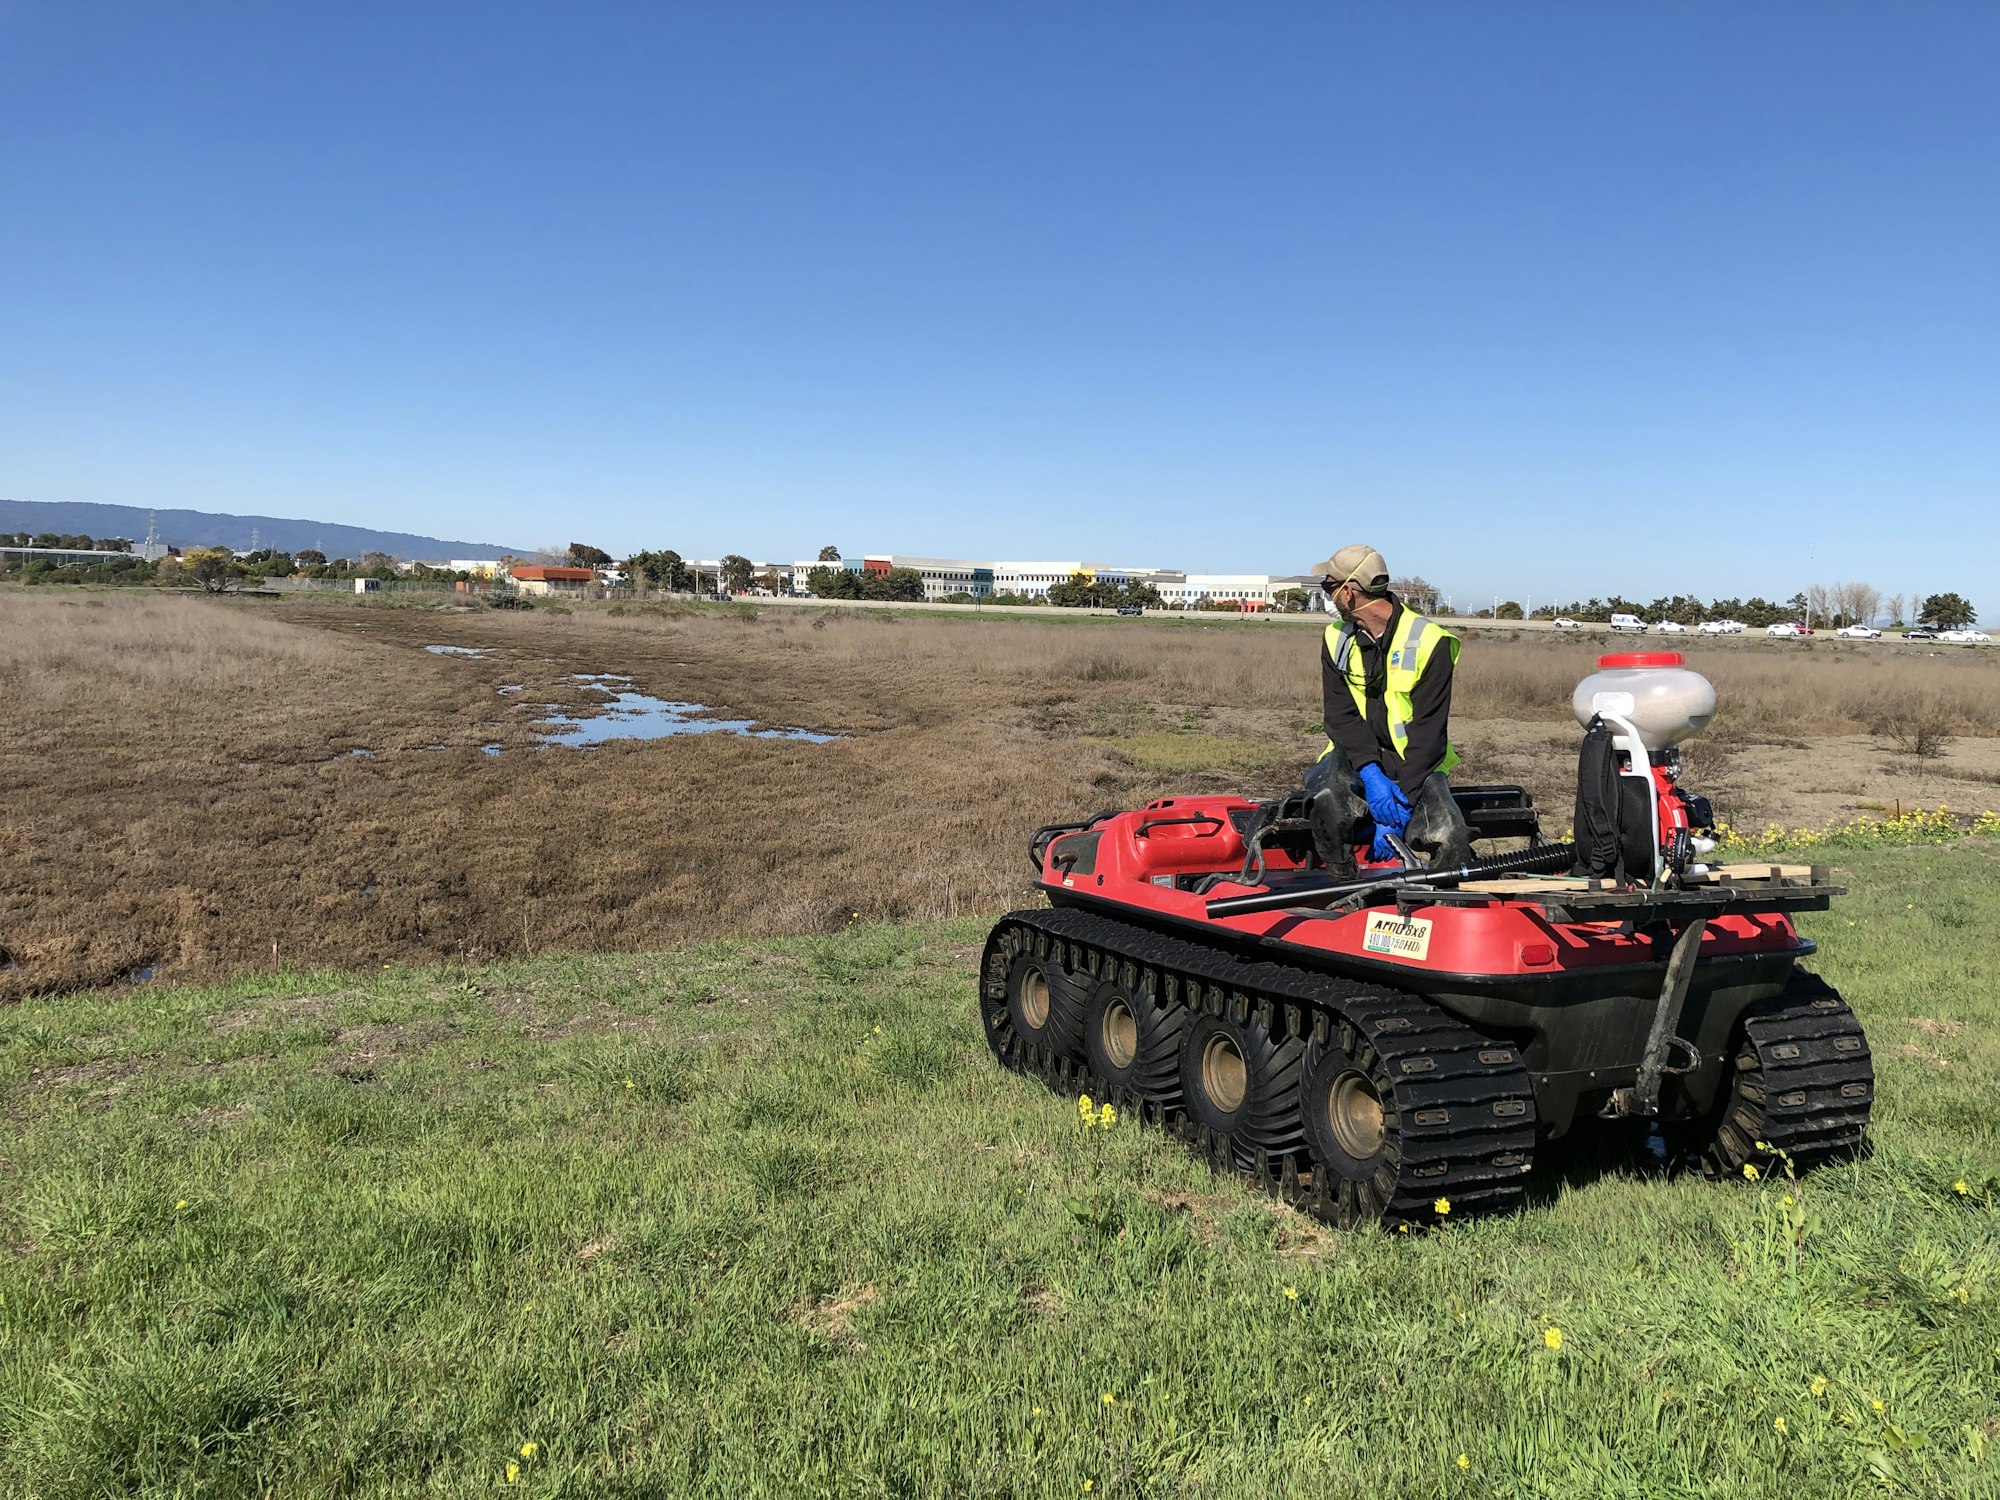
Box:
<box><xmin>1625</xmin><ymin>917</ymin><xmax>1709</xmax><ymax>1118</ymax></box>
<box><xmin>1203</xmin><ymin>842</ymin><xmax>1576</xmax><ymax>919</ymax></box>
<box><xmin>1134</xmin><ymin>813</ymin><xmax>1226</xmax><ymax>838</ymax></box>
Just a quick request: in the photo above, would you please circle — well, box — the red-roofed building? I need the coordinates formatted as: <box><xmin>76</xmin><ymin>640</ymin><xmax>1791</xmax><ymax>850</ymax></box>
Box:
<box><xmin>509</xmin><ymin>565</ymin><xmax>595</xmax><ymax>597</ymax></box>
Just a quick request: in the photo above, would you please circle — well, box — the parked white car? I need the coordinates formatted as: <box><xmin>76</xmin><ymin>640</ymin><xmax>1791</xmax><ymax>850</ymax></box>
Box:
<box><xmin>1697</xmin><ymin>619</ymin><xmax>1742</xmax><ymax>635</ymax></box>
<box><xmin>1551</xmin><ymin>617</ymin><xmax>1582</xmax><ymax>630</ymax></box>
<box><xmin>1608</xmin><ymin>613</ymin><xmax>1647</xmax><ymax>633</ymax></box>
<box><xmin>1766</xmin><ymin>622</ymin><xmax>1811</xmax><ymax>637</ymax></box>
<box><xmin>1836</xmin><ymin>624</ymin><xmax>1882</xmax><ymax>639</ymax></box>
<box><xmin>1654</xmin><ymin>620</ymin><xmax>1690</xmax><ymax>634</ymax></box>
<box><xmin>1940</xmin><ymin>629</ymin><xmax>1991</xmax><ymax>644</ymax></box>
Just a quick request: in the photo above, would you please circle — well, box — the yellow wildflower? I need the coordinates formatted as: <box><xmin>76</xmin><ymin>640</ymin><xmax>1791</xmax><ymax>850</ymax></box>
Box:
<box><xmin>1457</xmin><ymin>1453</ymin><xmax>1471</xmax><ymax>1470</ymax></box>
<box><xmin>1434</xmin><ymin>1197</ymin><xmax>1451</xmax><ymax>1216</ymax></box>
<box><xmin>625</xmin><ymin>1078</ymin><xmax>634</xmax><ymax>1089</ymax></box>
<box><xmin>1078</xmin><ymin>1094</ymin><xmax>1095</xmax><ymax>1120</ymax></box>
<box><xmin>1543</xmin><ymin>1327</ymin><xmax>1563</xmax><ymax>1351</ymax></box>
<box><xmin>1098</xmin><ymin>1102</ymin><xmax>1117</xmax><ymax>1128</ymax></box>
<box><xmin>1781</xmin><ymin>1194</ymin><xmax>1795</xmax><ymax>1208</ymax></box>
<box><xmin>175</xmin><ymin>1199</ymin><xmax>189</xmax><ymax>1211</ymax></box>
<box><xmin>1810</xmin><ymin>1377</ymin><xmax>1828</xmax><ymax>1397</ymax></box>
<box><xmin>1872</xmin><ymin>1399</ymin><xmax>1885</xmax><ymax>1414</ymax></box>
<box><xmin>1743</xmin><ymin>1163</ymin><xmax>1760</xmax><ymax>1181</ymax></box>
<box><xmin>1774</xmin><ymin>1416</ymin><xmax>1788</xmax><ymax>1435</ymax></box>
<box><xmin>1083</xmin><ymin>1483</ymin><xmax>1095</xmax><ymax>1495</ymax></box>
<box><xmin>1955</xmin><ymin>1285</ymin><xmax>1971</xmax><ymax>1303</ymax></box>
<box><xmin>1955</xmin><ymin>1179</ymin><xmax>1971</xmax><ymax>1196</ymax></box>
<box><xmin>519</xmin><ymin>1442</ymin><xmax>537</xmax><ymax>1460</ymax></box>
<box><xmin>1398</xmin><ymin>1224</ymin><xmax>1410</xmax><ymax>1233</ymax></box>
<box><xmin>1283</xmin><ymin>1286</ymin><xmax>1299</xmax><ymax>1301</ymax></box>
<box><xmin>506</xmin><ymin>1460</ymin><xmax>520</xmax><ymax>1484</ymax></box>
<box><xmin>1101</xmin><ymin>1391</ymin><xmax>1117</xmax><ymax>1405</ymax></box>
<box><xmin>1032</xmin><ymin>1405</ymin><xmax>1043</xmax><ymax>1416</ymax></box>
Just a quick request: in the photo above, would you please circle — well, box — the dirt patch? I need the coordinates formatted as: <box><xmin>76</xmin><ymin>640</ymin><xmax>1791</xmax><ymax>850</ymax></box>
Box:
<box><xmin>26</xmin><ymin>1057</ymin><xmax>142</xmax><ymax>1095</ymax></box>
<box><xmin>1908</xmin><ymin>1017</ymin><xmax>1968</xmax><ymax>1038</ymax></box>
<box><xmin>1019</xmin><ymin>1284</ymin><xmax>1066</xmax><ymax>1322</ymax></box>
<box><xmin>796</xmin><ymin>1284</ymin><xmax>878</xmax><ymax>1349</ymax></box>
<box><xmin>576</xmin><ymin>1233</ymin><xmax>621</xmax><ymax>1265</ymax></box>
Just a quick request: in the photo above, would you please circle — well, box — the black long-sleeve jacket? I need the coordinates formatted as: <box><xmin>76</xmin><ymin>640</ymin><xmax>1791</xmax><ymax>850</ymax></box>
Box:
<box><xmin>1320</xmin><ymin>598</ymin><xmax>1455</xmax><ymax>799</ymax></box>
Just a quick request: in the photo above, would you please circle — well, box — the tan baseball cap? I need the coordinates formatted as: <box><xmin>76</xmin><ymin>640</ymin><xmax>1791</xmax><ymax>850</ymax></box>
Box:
<box><xmin>1312</xmin><ymin>544</ymin><xmax>1389</xmax><ymax>592</ymax></box>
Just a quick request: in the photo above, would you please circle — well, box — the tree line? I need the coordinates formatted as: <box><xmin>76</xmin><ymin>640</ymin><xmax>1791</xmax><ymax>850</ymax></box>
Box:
<box><xmin>0</xmin><ymin>532</ymin><xmax>136</xmax><ymax>551</ymax></box>
<box><xmin>1474</xmin><ymin>586</ymin><xmax>1977</xmax><ymax>629</ymax></box>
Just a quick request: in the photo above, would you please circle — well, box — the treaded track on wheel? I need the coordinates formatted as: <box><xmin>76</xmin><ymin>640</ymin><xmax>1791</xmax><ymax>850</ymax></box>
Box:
<box><xmin>1706</xmin><ymin>970</ymin><xmax>1874</xmax><ymax>1173</ymax></box>
<box><xmin>981</xmin><ymin>908</ymin><xmax>1538</xmax><ymax>1229</ymax></box>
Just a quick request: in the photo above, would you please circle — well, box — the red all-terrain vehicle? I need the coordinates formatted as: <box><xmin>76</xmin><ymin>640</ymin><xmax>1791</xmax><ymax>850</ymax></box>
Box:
<box><xmin>979</xmin><ymin>653</ymin><xmax>1873</xmax><ymax>1228</ymax></box>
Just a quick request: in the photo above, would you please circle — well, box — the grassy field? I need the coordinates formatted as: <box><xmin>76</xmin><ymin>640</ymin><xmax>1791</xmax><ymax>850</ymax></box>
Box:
<box><xmin>6</xmin><ymin>589</ymin><xmax>2000</xmax><ymax>999</ymax></box>
<box><xmin>3</xmin><ymin>839</ymin><xmax>1995</xmax><ymax>1497</ymax></box>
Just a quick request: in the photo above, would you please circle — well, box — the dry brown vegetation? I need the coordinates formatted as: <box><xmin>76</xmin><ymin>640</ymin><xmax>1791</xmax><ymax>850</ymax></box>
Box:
<box><xmin>6</xmin><ymin>590</ymin><xmax>2000</xmax><ymax>997</ymax></box>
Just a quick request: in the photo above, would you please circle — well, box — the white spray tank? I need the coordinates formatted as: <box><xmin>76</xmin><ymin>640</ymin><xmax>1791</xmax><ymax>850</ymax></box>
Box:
<box><xmin>1571</xmin><ymin>651</ymin><xmax>1717</xmax><ymax>750</ymax></box>
<box><xmin>1572</xmin><ymin>652</ymin><xmax>1719</xmax><ymax>880</ymax></box>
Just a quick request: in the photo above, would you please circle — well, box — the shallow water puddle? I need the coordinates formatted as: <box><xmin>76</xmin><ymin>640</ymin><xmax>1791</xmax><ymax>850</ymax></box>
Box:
<box><xmin>414</xmin><ymin>657</ymin><xmax>839</xmax><ymax>749</ymax></box>
<box><xmin>535</xmin><ymin>674</ymin><xmax>839</xmax><ymax>748</ymax></box>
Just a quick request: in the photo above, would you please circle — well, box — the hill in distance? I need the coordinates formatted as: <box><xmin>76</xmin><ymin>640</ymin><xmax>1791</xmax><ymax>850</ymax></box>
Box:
<box><xmin>0</xmin><ymin>499</ymin><xmax>528</xmax><ymax>561</ymax></box>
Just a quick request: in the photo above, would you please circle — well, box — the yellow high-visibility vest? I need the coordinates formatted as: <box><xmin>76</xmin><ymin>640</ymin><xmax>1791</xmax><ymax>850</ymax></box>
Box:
<box><xmin>1320</xmin><ymin>609</ymin><xmax>1461</xmax><ymax>775</ymax></box>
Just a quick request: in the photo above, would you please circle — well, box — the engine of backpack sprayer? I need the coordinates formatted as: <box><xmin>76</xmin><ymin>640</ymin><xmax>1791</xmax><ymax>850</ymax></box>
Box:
<box><xmin>1570</xmin><ymin>652</ymin><xmax>1721</xmax><ymax>885</ymax></box>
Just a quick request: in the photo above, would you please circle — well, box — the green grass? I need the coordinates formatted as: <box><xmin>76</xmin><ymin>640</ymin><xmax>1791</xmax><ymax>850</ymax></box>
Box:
<box><xmin>3</xmin><ymin>847</ymin><xmax>1997</xmax><ymax>1498</ymax></box>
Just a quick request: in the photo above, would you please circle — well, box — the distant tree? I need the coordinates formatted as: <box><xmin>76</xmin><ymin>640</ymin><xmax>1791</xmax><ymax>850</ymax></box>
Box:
<box><xmin>806</xmin><ymin>565</ymin><xmax>862</xmax><ymax>599</ymax></box>
<box><xmin>860</xmin><ymin>566</ymin><xmax>924</xmax><ymax>602</ymax></box>
<box><xmin>1784</xmin><ymin>592</ymin><xmax>1810</xmax><ymax>624</ymax></box>
<box><xmin>99</xmin><ymin>537</ymin><xmax>133</xmax><ymax>553</ymax></box>
<box><xmin>359</xmin><ymin>551</ymin><xmax>398</xmax><ymax>574</ymax></box>
<box><xmin>1389</xmin><ymin>576</ymin><xmax>1441</xmax><ymax>613</ymax></box>
<box><xmin>720</xmin><ymin>554</ymin><xmax>755</xmax><ymax>594</ymax></box>
<box><xmin>1883</xmin><ymin>593</ymin><xmax>1906</xmax><ymax>627</ymax></box>
<box><xmin>179</xmin><ymin>547</ymin><xmax>248</xmax><ymax>593</ymax></box>
<box><xmin>1921</xmin><ymin>592</ymin><xmax>1976</xmax><ymax>628</ymax></box>
<box><xmin>1274</xmin><ymin>587</ymin><xmax>1309</xmax><ymax>614</ymax></box>
<box><xmin>628</xmin><ymin>549</ymin><xmax>690</xmax><ymax>594</ymax></box>
<box><xmin>33</xmin><ymin>533</ymin><xmax>60</xmax><ymax>548</ymax></box>
<box><xmin>1494</xmin><ymin>600</ymin><xmax>1524</xmax><ymax>620</ymax></box>
<box><xmin>567</xmin><ymin>542</ymin><xmax>613</xmax><ymax>568</ymax></box>
<box><xmin>1124</xmin><ymin>581</ymin><xmax>1165</xmax><ymax>609</ymax></box>
<box><xmin>818</xmin><ymin>544</ymin><xmax>842</xmax><ymax>562</ymax></box>
<box><xmin>1830</xmin><ymin>581</ymin><xmax>1881</xmax><ymax>627</ymax></box>
<box><xmin>295</xmin><ymin>548</ymin><xmax>327</xmax><ymax>567</ymax></box>
<box><xmin>1045</xmin><ymin>571</ymin><xmax>1096</xmax><ymax>608</ymax></box>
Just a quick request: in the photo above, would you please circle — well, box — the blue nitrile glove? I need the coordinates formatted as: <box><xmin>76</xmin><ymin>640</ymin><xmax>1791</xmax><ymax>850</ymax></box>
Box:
<box><xmin>1357</xmin><ymin>762</ymin><xmax>1413</xmax><ymax>832</ymax></box>
<box><xmin>1369</xmin><ymin>827</ymin><xmax>1402</xmax><ymax>863</ymax></box>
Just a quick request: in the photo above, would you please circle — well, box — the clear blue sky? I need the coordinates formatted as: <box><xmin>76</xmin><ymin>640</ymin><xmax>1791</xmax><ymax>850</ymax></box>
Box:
<box><xmin>3</xmin><ymin>2</ymin><xmax>1995</xmax><ymax>611</ymax></box>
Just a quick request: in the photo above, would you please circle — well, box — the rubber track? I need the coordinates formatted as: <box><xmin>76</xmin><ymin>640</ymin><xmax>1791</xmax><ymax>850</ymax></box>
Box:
<box><xmin>1707</xmin><ymin>970</ymin><xmax>1873</xmax><ymax>1173</ymax></box>
<box><xmin>981</xmin><ymin>908</ymin><xmax>1538</xmax><ymax>1229</ymax></box>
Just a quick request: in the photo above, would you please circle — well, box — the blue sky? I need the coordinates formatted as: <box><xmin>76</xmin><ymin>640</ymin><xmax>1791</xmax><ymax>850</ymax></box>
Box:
<box><xmin>3</xmin><ymin>2</ymin><xmax>1995</xmax><ymax>610</ymax></box>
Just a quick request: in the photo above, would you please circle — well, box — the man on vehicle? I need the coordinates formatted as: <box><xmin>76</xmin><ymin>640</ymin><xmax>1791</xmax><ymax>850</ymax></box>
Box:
<box><xmin>1304</xmin><ymin>545</ymin><xmax>1473</xmax><ymax>876</ymax></box>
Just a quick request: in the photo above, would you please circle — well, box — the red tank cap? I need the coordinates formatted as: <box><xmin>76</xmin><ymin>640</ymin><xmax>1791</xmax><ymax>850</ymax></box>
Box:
<box><xmin>1597</xmin><ymin>651</ymin><xmax>1685</xmax><ymax>668</ymax></box>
